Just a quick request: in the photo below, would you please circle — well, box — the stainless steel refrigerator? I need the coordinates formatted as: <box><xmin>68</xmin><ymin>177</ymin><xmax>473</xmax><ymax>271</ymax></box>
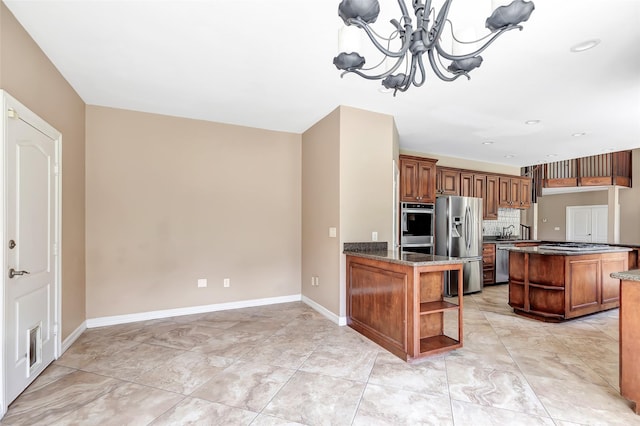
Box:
<box><xmin>435</xmin><ymin>196</ymin><xmax>483</xmax><ymax>296</ymax></box>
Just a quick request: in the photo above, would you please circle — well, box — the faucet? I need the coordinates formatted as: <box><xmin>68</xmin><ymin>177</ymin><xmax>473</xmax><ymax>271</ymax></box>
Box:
<box><xmin>502</xmin><ymin>225</ymin><xmax>515</xmax><ymax>239</ymax></box>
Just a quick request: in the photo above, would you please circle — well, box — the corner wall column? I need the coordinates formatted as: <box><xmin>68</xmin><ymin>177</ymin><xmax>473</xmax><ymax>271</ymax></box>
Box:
<box><xmin>608</xmin><ymin>186</ymin><xmax>620</xmax><ymax>244</ymax></box>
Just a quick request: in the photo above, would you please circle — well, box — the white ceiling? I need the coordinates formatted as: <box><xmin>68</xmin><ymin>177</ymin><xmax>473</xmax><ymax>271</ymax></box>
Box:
<box><xmin>4</xmin><ymin>0</ymin><xmax>640</xmax><ymax>167</ymax></box>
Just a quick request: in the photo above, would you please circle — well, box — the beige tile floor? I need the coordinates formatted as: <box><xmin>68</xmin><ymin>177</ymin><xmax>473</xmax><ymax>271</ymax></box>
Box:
<box><xmin>3</xmin><ymin>284</ymin><xmax>640</xmax><ymax>425</ymax></box>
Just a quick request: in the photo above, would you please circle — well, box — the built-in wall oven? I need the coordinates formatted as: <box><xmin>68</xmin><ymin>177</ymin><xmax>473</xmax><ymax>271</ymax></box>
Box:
<box><xmin>400</xmin><ymin>202</ymin><xmax>435</xmax><ymax>254</ymax></box>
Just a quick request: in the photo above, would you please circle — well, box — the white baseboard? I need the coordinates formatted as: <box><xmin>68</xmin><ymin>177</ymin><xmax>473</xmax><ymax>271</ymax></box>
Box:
<box><xmin>86</xmin><ymin>294</ymin><xmax>302</xmax><ymax>328</ymax></box>
<box><xmin>61</xmin><ymin>320</ymin><xmax>87</xmax><ymax>354</ymax></box>
<box><xmin>302</xmin><ymin>295</ymin><xmax>347</xmax><ymax>326</ymax></box>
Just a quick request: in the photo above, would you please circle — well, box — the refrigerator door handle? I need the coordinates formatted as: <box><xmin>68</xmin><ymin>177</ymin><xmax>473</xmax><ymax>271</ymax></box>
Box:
<box><xmin>464</xmin><ymin>205</ymin><xmax>471</xmax><ymax>252</ymax></box>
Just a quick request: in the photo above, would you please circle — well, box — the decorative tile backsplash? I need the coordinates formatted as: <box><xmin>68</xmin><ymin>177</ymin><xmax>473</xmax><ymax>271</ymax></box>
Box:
<box><xmin>483</xmin><ymin>208</ymin><xmax>521</xmax><ymax>237</ymax></box>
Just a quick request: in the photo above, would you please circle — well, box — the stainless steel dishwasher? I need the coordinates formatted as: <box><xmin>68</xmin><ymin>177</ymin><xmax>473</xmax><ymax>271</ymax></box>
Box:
<box><xmin>495</xmin><ymin>243</ymin><xmax>514</xmax><ymax>283</ymax></box>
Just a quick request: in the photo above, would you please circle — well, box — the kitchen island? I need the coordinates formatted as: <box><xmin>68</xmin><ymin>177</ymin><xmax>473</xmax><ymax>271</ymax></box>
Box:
<box><xmin>611</xmin><ymin>269</ymin><xmax>640</xmax><ymax>415</ymax></box>
<box><xmin>507</xmin><ymin>244</ymin><xmax>631</xmax><ymax>321</ymax></box>
<box><xmin>344</xmin><ymin>249</ymin><xmax>469</xmax><ymax>362</ymax></box>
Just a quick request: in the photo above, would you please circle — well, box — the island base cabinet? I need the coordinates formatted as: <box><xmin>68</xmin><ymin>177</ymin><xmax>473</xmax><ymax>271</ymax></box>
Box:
<box><xmin>620</xmin><ymin>279</ymin><xmax>640</xmax><ymax>414</ymax></box>
<box><xmin>508</xmin><ymin>251</ymin><xmax>628</xmax><ymax>321</ymax></box>
<box><xmin>346</xmin><ymin>255</ymin><xmax>463</xmax><ymax>361</ymax></box>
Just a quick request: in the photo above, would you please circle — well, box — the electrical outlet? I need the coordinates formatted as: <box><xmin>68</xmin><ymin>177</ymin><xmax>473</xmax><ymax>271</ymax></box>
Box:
<box><xmin>197</xmin><ymin>278</ymin><xmax>207</xmax><ymax>288</ymax></box>
<box><xmin>372</xmin><ymin>231</ymin><xmax>378</xmax><ymax>241</ymax></box>
<box><xmin>554</xmin><ymin>227</ymin><xmax>560</xmax><ymax>231</ymax></box>
<box><xmin>223</xmin><ymin>278</ymin><xmax>230</xmax><ymax>288</ymax></box>
<box><xmin>314</xmin><ymin>276</ymin><xmax>319</xmax><ymax>286</ymax></box>
<box><xmin>311</xmin><ymin>276</ymin><xmax>315</xmax><ymax>286</ymax></box>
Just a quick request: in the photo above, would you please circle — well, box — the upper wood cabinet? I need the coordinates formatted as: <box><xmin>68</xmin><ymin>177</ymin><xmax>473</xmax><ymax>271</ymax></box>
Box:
<box><xmin>485</xmin><ymin>175</ymin><xmax>499</xmax><ymax>219</ymax></box>
<box><xmin>400</xmin><ymin>155</ymin><xmax>437</xmax><ymax>203</ymax></box>
<box><xmin>519</xmin><ymin>178</ymin><xmax>531</xmax><ymax>209</ymax></box>
<box><xmin>499</xmin><ymin>177</ymin><xmax>531</xmax><ymax>208</ymax></box>
<box><xmin>403</xmin><ymin>158</ymin><xmax>531</xmax><ymax>211</ymax></box>
<box><xmin>436</xmin><ymin>167</ymin><xmax>460</xmax><ymax>196</ymax></box>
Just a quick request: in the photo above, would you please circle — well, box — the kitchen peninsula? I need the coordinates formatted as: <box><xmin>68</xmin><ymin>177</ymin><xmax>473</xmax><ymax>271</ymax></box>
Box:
<box><xmin>507</xmin><ymin>244</ymin><xmax>631</xmax><ymax>321</ymax></box>
<box><xmin>344</xmin><ymin>243</ymin><xmax>469</xmax><ymax>362</ymax></box>
<box><xmin>611</xmin><ymin>269</ymin><xmax>640</xmax><ymax>415</ymax></box>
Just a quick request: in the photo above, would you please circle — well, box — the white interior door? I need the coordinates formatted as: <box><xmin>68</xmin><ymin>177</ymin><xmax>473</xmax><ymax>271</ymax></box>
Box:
<box><xmin>2</xmin><ymin>92</ymin><xmax>60</xmax><ymax>408</ymax></box>
<box><xmin>566</xmin><ymin>205</ymin><xmax>608</xmax><ymax>243</ymax></box>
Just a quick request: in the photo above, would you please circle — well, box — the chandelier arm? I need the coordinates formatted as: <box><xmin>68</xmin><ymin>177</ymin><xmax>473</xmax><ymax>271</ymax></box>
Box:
<box><xmin>425</xmin><ymin>0</ymin><xmax>453</xmax><ymax>48</ymax></box>
<box><xmin>349</xmin><ymin>17</ymin><xmax>413</xmax><ymax>58</ymax></box>
<box><xmin>435</xmin><ymin>25</ymin><xmax>522</xmax><ymax>61</ymax></box>
<box><xmin>427</xmin><ymin>49</ymin><xmax>468</xmax><ymax>82</ymax></box>
<box><xmin>339</xmin><ymin>55</ymin><xmax>406</xmax><ymax>81</ymax></box>
<box><xmin>412</xmin><ymin>55</ymin><xmax>427</xmax><ymax>87</ymax></box>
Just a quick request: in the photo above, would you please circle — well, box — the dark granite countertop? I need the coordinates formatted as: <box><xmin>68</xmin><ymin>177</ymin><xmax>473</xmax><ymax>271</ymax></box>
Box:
<box><xmin>503</xmin><ymin>245</ymin><xmax>633</xmax><ymax>256</ymax></box>
<box><xmin>344</xmin><ymin>250</ymin><xmax>472</xmax><ymax>267</ymax></box>
<box><xmin>483</xmin><ymin>238</ymin><xmax>540</xmax><ymax>244</ymax></box>
<box><xmin>611</xmin><ymin>269</ymin><xmax>640</xmax><ymax>282</ymax></box>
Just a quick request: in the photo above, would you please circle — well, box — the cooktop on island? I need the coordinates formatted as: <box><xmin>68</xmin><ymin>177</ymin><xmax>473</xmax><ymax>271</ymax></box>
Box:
<box><xmin>537</xmin><ymin>242</ymin><xmax>613</xmax><ymax>251</ymax></box>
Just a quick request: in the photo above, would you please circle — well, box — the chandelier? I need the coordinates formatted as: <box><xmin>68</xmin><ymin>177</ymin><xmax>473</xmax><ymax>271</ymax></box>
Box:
<box><xmin>333</xmin><ymin>0</ymin><xmax>535</xmax><ymax>95</ymax></box>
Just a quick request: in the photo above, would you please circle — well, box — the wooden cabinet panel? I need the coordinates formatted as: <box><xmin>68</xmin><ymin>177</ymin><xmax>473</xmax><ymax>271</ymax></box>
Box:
<box><xmin>520</xmin><ymin>178</ymin><xmax>531</xmax><ymax>208</ymax></box>
<box><xmin>498</xmin><ymin>177</ymin><xmax>511</xmax><ymax>208</ymax></box>
<box><xmin>348</xmin><ymin>263</ymin><xmax>407</xmax><ymax>349</ymax></box>
<box><xmin>601</xmin><ymin>257</ymin><xmax>625</xmax><ymax>306</ymax></box>
<box><xmin>437</xmin><ymin>168</ymin><xmax>460</xmax><ymax>196</ymax></box>
<box><xmin>400</xmin><ymin>156</ymin><xmax>437</xmax><ymax>203</ymax></box>
<box><xmin>620</xmin><ymin>278</ymin><xmax>640</xmax><ymax>414</ymax></box>
<box><xmin>482</xmin><ymin>243</ymin><xmax>496</xmax><ymax>285</ymax></box>
<box><xmin>497</xmin><ymin>176</ymin><xmax>531</xmax><ymax>209</ymax></box>
<box><xmin>417</xmin><ymin>161</ymin><xmax>436</xmax><ymax>203</ymax></box>
<box><xmin>509</xmin><ymin>179</ymin><xmax>521</xmax><ymax>206</ymax></box>
<box><xmin>485</xmin><ymin>175</ymin><xmax>499</xmax><ymax>219</ymax></box>
<box><xmin>567</xmin><ymin>258</ymin><xmax>600</xmax><ymax>317</ymax></box>
<box><xmin>473</xmin><ymin>175</ymin><xmax>486</xmax><ymax>200</ymax></box>
<box><xmin>460</xmin><ymin>172</ymin><xmax>473</xmax><ymax>197</ymax></box>
<box><xmin>400</xmin><ymin>159</ymin><xmax>419</xmax><ymax>202</ymax></box>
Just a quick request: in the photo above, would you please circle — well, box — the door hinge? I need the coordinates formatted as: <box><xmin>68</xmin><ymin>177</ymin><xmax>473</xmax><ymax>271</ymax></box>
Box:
<box><xmin>53</xmin><ymin>243</ymin><xmax>58</xmax><ymax>256</ymax></box>
<box><xmin>53</xmin><ymin>323</ymin><xmax>59</xmax><ymax>337</ymax></box>
<box><xmin>54</xmin><ymin>164</ymin><xmax>60</xmax><ymax>176</ymax></box>
<box><xmin>7</xmin><ymin>108</ymin><xmax>19</xmax><ymax>119</ymax></box>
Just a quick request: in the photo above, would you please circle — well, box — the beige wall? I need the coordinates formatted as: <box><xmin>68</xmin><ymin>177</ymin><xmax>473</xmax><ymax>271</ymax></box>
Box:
<box><xmin>301</xmin><ymin>106</ymin><xmax>397</xmax><ymax>318</ymax></box>
<box><xmin>1</xmin><ymin>4</ymin><xmax>86</xmax><ymax>340</ymax></box>
<box><xmin>339</xmin><ymin>106</ymin><xmax>397</xmax><ymax>316</ymax></box>
<box><xmin>619</xmin><ymin>149</ymin><xmax>640</xmax><ymax>245</ymax></box>
<box><xmin>85</xmin><ymin>106</ymin><xmax>301</xmax><ymax>318</ymax></box>
<box><xmin>301</xmin><ymin>108</ymin><xmax>341</xmax><ymax>314</ymax></box>
<box><xmin>537</xmin><ymin>191</ymin><xmax>608</xmax><ymax>241</ymax></box>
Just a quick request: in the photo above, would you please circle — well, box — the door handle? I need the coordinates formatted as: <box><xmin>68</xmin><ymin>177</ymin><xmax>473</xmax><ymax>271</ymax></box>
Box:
<box><xmin>9</xmin><ymin>268</ymin><xmax>30</xmax><ymax>279</ymax></box>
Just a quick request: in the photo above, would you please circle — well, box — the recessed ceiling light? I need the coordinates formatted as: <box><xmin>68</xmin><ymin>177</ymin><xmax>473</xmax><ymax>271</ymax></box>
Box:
<box><xmin>504</xmin><ymin>154</ymin><xmax>515</xmax><ymax>159</ymax></box>
<box><xmin>525</xmin><ymin>120</ymin><xmax>540</xmax><ymax>125</ymax></box>
<box><xmin>572</xmin><ymin>132</ymin><xmax>587</xmax><ymax>137</ymax></box>
<box><xmin>570</xmin><ymin>39</ymin><xmax>601</xmax><ymax>53</ymax></box>
<box><xmin>482</xmin><ymin>141</ymin><xmax>494</xmax><ymax>145</ymax></box>
<box><xmin>546</xmin><ymin>154</ymin><xmax>558</xmax><ymax>158</ymax></box>
<box><xmin>378</xmin><ymin>87</ymin><xmax>393</xmax><ymax>94</ymax></box>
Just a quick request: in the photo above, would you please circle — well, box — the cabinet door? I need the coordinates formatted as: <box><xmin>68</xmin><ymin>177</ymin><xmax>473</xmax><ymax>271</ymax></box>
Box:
<box><xmin>509</xmin><ymin>179</ymin><xmax>521</xmax><ymax>207</ymax></box>
<box><xmin>400</xmin><ymin>159</ymin><xmax>420</xmax><ymax>202</ymax></box>
<box><xmin>498</xmin><ymin>177</ymin><xmax>511</xmax><ymax>208</ymax></box>
<box><xmin>520</xmin><ymin>178</ymin><xmax>531</xmax><ymax>208</ymax></box>
<box><xmin>601</xmin><ymin>256</ymin><xmax>626</xmax><ymax>307</ymax></box>
<box><xmin>567</xmin><ymin>257</ymin><xmax>600</xmax><ymax>317</ymax></box>
<box><xmin>460</xmin><ymin>173</ymin><xmax>474</xmax><ymax>197</ymax></box>
<box><xmin>473</xmin><ymin>174</ymin><xmax>486</xmax><ymax>199</ymax></box>
<box><xmin>439</xmin><ymin>168</ymin><xmax>460</xmax><ymax>196</ymax></box>
<box><xmin>417</xmin><ymin>161</ymin><xmax>436</xmax><ymax>203</ymax></box>
<box><xmin>485</xmin><ymin>175</ymin><xmax>499</xmax><ymax>219</ymax></box>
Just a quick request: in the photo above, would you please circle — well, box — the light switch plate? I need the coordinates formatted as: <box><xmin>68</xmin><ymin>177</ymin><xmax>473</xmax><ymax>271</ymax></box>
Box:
<box><xmin>329</xmin><ymin>227</ymin><xmax>337</xmax><ymax>238</ymax></box>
